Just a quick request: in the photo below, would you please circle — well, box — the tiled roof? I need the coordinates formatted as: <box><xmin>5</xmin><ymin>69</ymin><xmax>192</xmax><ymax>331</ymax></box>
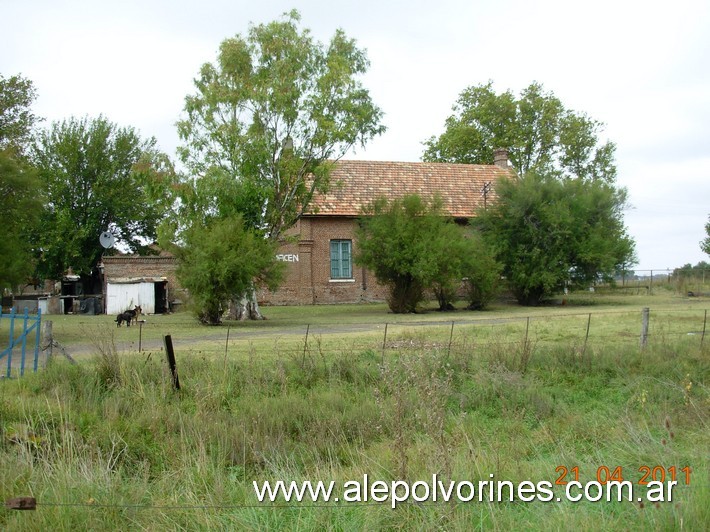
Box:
<box><xmin>308</xmin><ymin>160</ymin><xmax>512</xmax><ymax>218</ymax></box>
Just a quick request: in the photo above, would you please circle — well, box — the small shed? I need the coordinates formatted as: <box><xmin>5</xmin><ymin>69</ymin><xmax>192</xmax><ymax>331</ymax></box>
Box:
<box><xmin>106</xmin><ymin>277</ymin><xmax>168</xmax><ymax>315</ymax></box>
<box><xmin>102</xmin><ymin>252</ymin><xmax>182</xmax><ymax>314</ymax></box>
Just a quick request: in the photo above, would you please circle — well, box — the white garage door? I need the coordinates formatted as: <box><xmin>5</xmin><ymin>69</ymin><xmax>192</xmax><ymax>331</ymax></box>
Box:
<box><xmin>107</xmin><ymin>282</ymin><xmax>155</xmax><ymax>315</ymax></box>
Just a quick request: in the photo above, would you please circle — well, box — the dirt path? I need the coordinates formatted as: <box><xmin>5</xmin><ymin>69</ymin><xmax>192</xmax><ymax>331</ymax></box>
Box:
<box><xmin>47</xmin><ymin>314</ymin><xmax>525</xmax><ymax>360</ymax></box>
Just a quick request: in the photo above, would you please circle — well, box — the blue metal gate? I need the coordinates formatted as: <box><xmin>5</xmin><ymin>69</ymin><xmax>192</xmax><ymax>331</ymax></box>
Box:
<box><xmin>0</xmin><ymin>308</ymin><xmax>42</xmax><ymax>378</ymax></box>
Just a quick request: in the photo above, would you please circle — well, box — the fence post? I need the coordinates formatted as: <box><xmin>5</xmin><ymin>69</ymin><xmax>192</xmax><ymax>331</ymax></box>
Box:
<box><xmin>582</xmin><ymin>313</ymin><xmax>592</xmax><ymax>354</ymax></box>
<box><xmin>701</xmin><ymin>310</ymin><xmax>707</xmax><ymax>347</ymax></box>
<box><xmin>302</xmin><ymin>324</ymin><xmax>310</xmax><ymax>366</ymax></box>
<box><xmin>447</xmin><ymin>321</ymin><xmax>455</xmax><ymax>357</ymax></box>
<box><xmin>5</xmin><ymin>497</ymin><xmax>36</xmax><ymax>510</ymax></box>
<box><xmin>138</xmin><ymin>321</ymin><xmax>144</xmax><ymax>352</ymax></box>
<box><xmin>164</xmin><ymin>335</ymin><xmax>180</xmax><ymax>390</ymax></box>
<box><xmin>640</xmin><ymin>307</ymin><xmax>650</xmax><ymax>349</ymax></box>
<box><xmin>42</xmin><ymin>320</ymin><xmax>53</xmax><ymax>366</ymax></box>
<box><xmin>224</xmin><ymin>325</ymin><xmax>231</xmax><ymax>368</ymax></box>
<box><xmin>382</xmin><ymin>323</ymin><xmax>388</xmax><ymax>364</ymax></box>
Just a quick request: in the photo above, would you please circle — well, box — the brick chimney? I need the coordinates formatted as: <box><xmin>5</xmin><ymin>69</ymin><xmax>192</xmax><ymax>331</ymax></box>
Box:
<box><xmin>493</xmin><ymin>148</ymin><xmax>509</xmax><ymax>169</ymax></box>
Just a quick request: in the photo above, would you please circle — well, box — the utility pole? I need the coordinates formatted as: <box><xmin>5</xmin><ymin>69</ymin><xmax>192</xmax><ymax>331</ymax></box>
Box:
<box><xmin>482</xmin><ymin>181</ymin><xmax>492</xmax><ymax>210</ymax></box>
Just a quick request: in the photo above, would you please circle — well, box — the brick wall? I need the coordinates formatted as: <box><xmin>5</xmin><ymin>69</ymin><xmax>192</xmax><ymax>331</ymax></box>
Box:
<box><xmin>259</xmin><ymin>216</ymin><xmax>388</xmax><ymax>305</ymax></box>
<box><xmin>100</xmin><ymin>219</ymin><xmax>389</xmax><ymax>308</ymax></box>
<box><xmin>102</xmin><ymin>255</ymin><xmax>187</xmax><ymax>303</ymax></box>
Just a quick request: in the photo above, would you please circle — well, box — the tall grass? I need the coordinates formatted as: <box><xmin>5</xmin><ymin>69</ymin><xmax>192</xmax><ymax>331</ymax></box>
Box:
<box><xmin>0</xmin><ymin>327</ymin><xmax>708</xmax><ymax>530</ymax></box>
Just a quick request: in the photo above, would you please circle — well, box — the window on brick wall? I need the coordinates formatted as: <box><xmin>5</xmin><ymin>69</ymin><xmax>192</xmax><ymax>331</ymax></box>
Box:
<box><xmin>330</xmin><ymin>240</ymin><xmax>352</xmax><ymax>279</ymax></box>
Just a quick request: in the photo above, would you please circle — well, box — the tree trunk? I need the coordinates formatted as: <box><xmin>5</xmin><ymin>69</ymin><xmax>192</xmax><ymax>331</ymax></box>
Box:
<box><xmin>229</xmin><ymin>287</ymin><xmax>265</xmax><ymax>320</ymax></box>
<box><xmin>198</xmin><ymin>305</ymin><xmax>223</xmax><ymax>325</ymax></box>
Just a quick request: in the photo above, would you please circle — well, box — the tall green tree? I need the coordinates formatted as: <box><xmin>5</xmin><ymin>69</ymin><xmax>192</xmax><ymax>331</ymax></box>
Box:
<box><xmin>173</xmin><ymin>10</ymin><xmax>385</xmax><ymax>319</ymax></box>
<box><xmin>0</xmin><ymin>74</ymin><xmax>43</xmax><ymax>290</ymax></box>
<box><xmin>702</xmin><ymin>215</ymin><xmax>710</xmax><ymax>256</ymax></box>
<box><xmin>423</xmin><ymin>81</ymin><xmax>616</xmax><ymax>182</ymax></box>
<box><xmin>32</xmin><ymin>116</ymin><xmax>175</xmax><ymax>284</ymax></box>
<box><xmin>476</xmin><ymin>172</ymin><xmax>636</xmax><ymax>305</ymax></box>
<box><xmin>425</xmin><ymin>81</ymin><xmax>634</xmax><ymax>304</ymax></box>
<box><xmin>0</xmin><ymin>150</ymin><xmax>42</xmax><ymax>290</ymax></box>
<box><xmin>0</xmin><ymin>74</ymin><xmax>40</xmax><ymax>155</ymax></box>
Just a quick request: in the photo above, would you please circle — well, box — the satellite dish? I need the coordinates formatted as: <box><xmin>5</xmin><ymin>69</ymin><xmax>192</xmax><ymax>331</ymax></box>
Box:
<box><xmin>99</xmin><ymin>231</ymin><xmax>115</xmax><ymax>249</ymax></box>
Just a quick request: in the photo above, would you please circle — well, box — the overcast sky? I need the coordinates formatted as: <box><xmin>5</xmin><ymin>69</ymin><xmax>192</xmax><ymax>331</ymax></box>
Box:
<box><xmin>3</xmin><ymin>0</ymin><xmax>709</xmax><ymax>271</ymax></box>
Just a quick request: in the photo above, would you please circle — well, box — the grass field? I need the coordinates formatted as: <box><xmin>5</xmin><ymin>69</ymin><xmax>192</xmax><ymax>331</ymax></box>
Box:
<box><xmin>1</xmin><ymin>291</ymin><xmax>708</xmax><ymax>530</ymax></box>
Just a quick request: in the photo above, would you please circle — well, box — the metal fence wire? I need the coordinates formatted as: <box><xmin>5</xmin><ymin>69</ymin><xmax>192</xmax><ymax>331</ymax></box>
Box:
<box><xmin>44</xmin><ymin>306</ymin><xmax>710</xmax><ymax>362</ymax></box>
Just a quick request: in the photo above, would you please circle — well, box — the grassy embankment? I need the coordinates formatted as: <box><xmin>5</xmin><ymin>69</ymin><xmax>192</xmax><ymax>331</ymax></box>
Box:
<box><xmin>0</xmin><ymin>290</ymin><xmax>708</xmax><ymax>530</ymax></box>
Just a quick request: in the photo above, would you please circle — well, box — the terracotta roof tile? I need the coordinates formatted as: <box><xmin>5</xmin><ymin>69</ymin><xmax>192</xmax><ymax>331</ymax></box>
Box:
<box><xmin>308</xmin><ymin>160</ymin><xmax>512</xmax><ymax>217</ymax></box>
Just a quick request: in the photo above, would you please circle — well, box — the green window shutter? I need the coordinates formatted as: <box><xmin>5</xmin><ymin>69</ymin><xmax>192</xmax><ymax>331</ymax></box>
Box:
<box><xmin>341</xmin><ymin>241</ymin><xmax>351</xmax><ymax>278</ymax></box>
<box><xmin>330</xmin><ymin>240</ymin><xmax>352</xmax><ymax>279</ymax></box>
<box><xmin>330</xmin><ymin>240</ymin><xmax>340</xmax><ymax>278</ymax></box>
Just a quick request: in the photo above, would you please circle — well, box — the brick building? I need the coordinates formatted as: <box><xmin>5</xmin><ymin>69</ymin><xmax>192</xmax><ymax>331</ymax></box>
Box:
<box><xmin>100</xmin><ymin>155</ymin><xmax>512</xmax><ymax>310</ymax></box>
<box><xmin>259</xmin><ymin>155</ymin><xmax>512</xmax><ymax>305</ymax></box>
<box><xmin>101</xmin><ymin>251</ymin><xmax>182</xmax><ymax>314</ymax></box>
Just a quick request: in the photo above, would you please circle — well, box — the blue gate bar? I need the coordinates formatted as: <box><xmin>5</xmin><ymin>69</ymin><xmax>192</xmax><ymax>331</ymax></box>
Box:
<box><xmin>33</xmin><ymin>308</ymin><xmax>42</xmax><ymax>372</ymax></box>
<box><xmin>6</xmin><ymin>308</ymin><xmax>15</xmax><ymax>377</ymax></box>
<box><xmin>20</xmin><ymin>308</ymin><xmax>29</xmax><ymax>376</ymax></box>
<box><xmin>1</xmin><ymin>308</ymin><xmax>42</xmax><ymax>379</ymax></box>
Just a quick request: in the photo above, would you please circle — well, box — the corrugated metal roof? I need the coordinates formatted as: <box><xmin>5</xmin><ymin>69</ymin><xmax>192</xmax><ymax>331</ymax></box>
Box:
<box><xmin>108</xmin><ymin>277</ymin><xmax>167</xmax><ymax>284</ymax></box>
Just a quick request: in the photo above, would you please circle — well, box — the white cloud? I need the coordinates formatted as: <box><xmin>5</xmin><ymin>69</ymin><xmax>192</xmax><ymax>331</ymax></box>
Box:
<box><xmin>2</xmin><ymin>0</ymin><xmax>709</xmax><ymax>269</ymax></box>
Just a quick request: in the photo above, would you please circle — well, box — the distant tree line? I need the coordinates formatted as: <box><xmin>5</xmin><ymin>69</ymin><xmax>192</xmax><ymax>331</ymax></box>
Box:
<box><xmin>673</xmin><ymin>261</ymin><xmax>710</xmax><ymax>278</ymax></box>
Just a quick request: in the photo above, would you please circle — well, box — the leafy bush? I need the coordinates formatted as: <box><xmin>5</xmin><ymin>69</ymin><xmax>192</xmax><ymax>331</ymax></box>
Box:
<box><xmin>476</xmin><ymin>172</ymin><xmax>635</xmax><ymax>305</ymax></box>
<box><xmin>171</xmin><ymin>216</ymin><xmax>283</xmax><ymax>324</ymax></box>
<box><xmin>356</xmin><ymin>195</ymin><xmax>456</xmax><ymax>312</ymax></box>
<box><xmin>461</xmin><ymin>232</ymin><xmax>501</xmax><ymax>310</ymax></box>
<box><xmin>357</xmin><ymin>195</ymin><xmax>500</xmax><ymax>312</ymax></box>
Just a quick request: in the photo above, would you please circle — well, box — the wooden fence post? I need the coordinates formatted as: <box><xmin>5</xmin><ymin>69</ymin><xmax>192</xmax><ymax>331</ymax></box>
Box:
<box><xmin>447</xmin><ymin>321</ymin><xmax>455</xmax><ymax>357</ymax></box>
<box><xmin>640</xmin><ymin>307</ymin><xmax>650</xmax><ymax>349</ymax></box>
<box><xmin>164</xmin><ymin>335</ymin><xmax>180</xmax><ymax>390</ymax></box>
<box><xmin>42</xmin><ymin>320</ymin><xmax>53</xmax><ymax>366</ymax></box>
<box><xmin>382</xmin><ymin>323</ymin><xmax>388</xmax><ymax>364</ymax></box>
<box><xmin>5</xmin><ymin>497</ymin><xmax>36</xmax><ymax>510</ymax></box>
<box><xmin>582</xmin><ymin>313</ymin><xmax>592</xmax><ymax>355</ymax></box>
<box><xmin>302</xmin><ymin>324</ymin><xmax>310</xmax><ymax>366</ymax></box>
<box><xmin>224</xmin><ymin>325</ymin><xmax>231</xmax><ymax>369</ymax></box>
<box><xmin>40</xmin><ymin>319</ymin><xmax>75</xmax><ymax>365</ymax></box>
<box><xmin>138</xmin><ymin>321</ymin><xmax>144</xmax><ymax>352</ymax></box>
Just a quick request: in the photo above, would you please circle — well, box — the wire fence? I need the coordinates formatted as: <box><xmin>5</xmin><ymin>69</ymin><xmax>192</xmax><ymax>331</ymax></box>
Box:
<box><xmin>13</xmin><ymin>489</ymin><xmax>706</xmax><ymax>513</ymax></box>
<box><xmin>610</xmin><ymin>268</ymin><xmax>709</xmax><ymax>296</ymax></box>
<box><xmin>3</xmin><ymin>306</ymin><xmax>708</xmax><ymax>517</ymax></box>
<box><xmin>34</xmin><ymin>306</ymin><xmax>710</xmax><ymax>365</ymax></box>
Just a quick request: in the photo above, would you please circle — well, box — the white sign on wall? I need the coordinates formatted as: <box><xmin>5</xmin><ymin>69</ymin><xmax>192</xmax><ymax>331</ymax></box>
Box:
<box><xmin>276</xmin><ymin>254</ymin><xmax>299</xmax><ymax>263</ymax></box>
